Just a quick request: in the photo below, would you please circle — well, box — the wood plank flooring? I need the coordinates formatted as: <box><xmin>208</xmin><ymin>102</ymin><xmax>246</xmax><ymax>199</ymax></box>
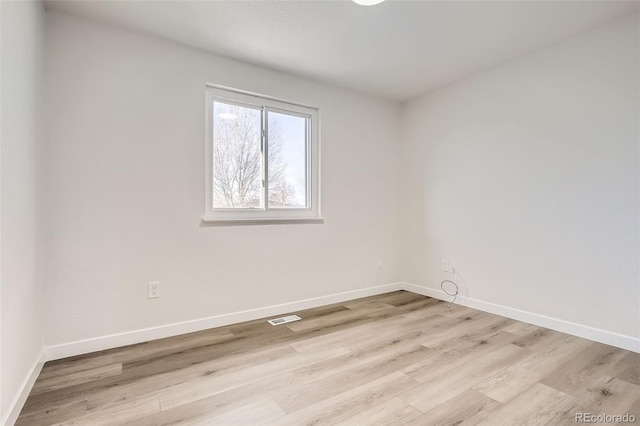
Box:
<box><xmin>16</xmin><ymin>291</ymin><xmax>640</xmax><ymax>425</ymax></box>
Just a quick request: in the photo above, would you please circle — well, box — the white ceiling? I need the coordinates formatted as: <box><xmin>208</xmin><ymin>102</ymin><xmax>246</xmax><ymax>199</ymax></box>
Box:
<box><xmin>45</xmin><ymin>0</ymin><xmax>639</xmax><ymax>102</ymax></box>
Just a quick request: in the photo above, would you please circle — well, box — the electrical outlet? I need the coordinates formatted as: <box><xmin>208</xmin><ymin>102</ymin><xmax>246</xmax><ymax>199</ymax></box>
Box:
<box><xmin>441</xmin><ymin>259</ymin><xmax>449</xmax><ymax>272</ymax></box>
<box><xmin>450</xmin><ymin>262</ymin><xmax>457</xmax><ymax>274</ymax></box>
<box><xmin>148</xmin><ymin>281</ymin><xmax>160</xmax><ymax>299</ymax></box>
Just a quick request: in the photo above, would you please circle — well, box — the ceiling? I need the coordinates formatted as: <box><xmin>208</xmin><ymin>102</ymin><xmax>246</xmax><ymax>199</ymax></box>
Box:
<box><xmin>44</xmin><ymin>0</ymin><xmax>639</xmax><ymax>102</ymax></box>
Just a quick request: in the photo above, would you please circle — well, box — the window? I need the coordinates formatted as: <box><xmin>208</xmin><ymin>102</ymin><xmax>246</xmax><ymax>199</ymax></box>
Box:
<box><xmin>204</xmin><ymin>85</ymin><xmax>321</xmax><ymax>224</ymax></box>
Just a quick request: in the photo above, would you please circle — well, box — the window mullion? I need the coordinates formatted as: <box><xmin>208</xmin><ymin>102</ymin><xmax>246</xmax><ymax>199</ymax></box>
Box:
<box><xmin>306</xmin><ymin>118</ymin><xmax>311</xmax><ymax>209</ymax></box>
<box><xmin>262</xmin><ymin>107</ymin><xmax>268</xmax><ymax>211</ymax></box>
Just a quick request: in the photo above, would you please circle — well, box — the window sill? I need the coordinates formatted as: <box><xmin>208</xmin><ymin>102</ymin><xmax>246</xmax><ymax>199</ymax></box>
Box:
<box><xmin>200</xmin><ymin>216</ymin><xmax>325</xmax><ymax>226</ymax></box>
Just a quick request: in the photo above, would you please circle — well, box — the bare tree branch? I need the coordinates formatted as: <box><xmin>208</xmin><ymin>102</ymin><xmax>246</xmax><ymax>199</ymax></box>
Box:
<box><xmin>213</xmin><ymin>104</ymin><xmax>296</xmax><ymax>208</ymax></box>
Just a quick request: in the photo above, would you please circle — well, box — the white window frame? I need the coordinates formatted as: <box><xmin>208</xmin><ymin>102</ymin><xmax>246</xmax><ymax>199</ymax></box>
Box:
<box><xmin>203</xmin><ymin>84</ymin><xmax>322</xmax><ymax>224</ymax></box>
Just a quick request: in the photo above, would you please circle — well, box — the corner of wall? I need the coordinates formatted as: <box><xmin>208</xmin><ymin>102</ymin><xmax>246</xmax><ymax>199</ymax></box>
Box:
<box><xmin>2</xmin><ymin>351</ymin><xmax>45</xmax><ymax>426</ymax></box>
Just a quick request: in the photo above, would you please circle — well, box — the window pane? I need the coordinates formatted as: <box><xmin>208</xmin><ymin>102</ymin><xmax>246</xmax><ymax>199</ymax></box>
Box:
<box><xmin>213</xmin><ymin>102</ymin><xmax>262</xmax><ymax>209</ymax></box>
<box><xmin>267</xmin><ymin>111</ymin><xmax>307</xmax><ymax>208</ymax></box>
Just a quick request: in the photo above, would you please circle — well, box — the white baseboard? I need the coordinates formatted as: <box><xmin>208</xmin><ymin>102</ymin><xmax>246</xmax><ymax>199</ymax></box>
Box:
<box><xmin>45</xmin><ymin>282</ymin><xmax>403</xmax><ymax>360</ymax></box>
<box><xmin>3</xmin><ymin>350</ymin><xmax>45</xmax><ymax>426</ymax></box>
<box><xmin>10</xmin><ymin>281</ymin><xmax>634</xmax><ymax>426</ymax></box>
<box><xmin>401</xmin><ymin>282</ymin><xmax>640</xmax><ymax>353</ymax></box>
<box><xmin>44</xmin><ymin>280</ymin><xmax>639</xmax><ymax>362</ymax></box>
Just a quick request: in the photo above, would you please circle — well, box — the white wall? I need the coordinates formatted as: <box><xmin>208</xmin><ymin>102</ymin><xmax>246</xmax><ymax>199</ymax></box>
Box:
<box><xmin>44</xmin><ymin>12</ymin><xmax>402</xmax><ymax>347</ymax></box>
<box><xmin>1</xmin><ymin>0</ymin><xmax>46</xmax><ymax>422</ymax></box>
<box><xmin>43</xmin><ymin>7</ymin><xmax>639</xmax><ymax>356</ymax></box>
<box><xmin>401</xmin><ymin>14</ymin><xmax>640</xmax><ymax>339</ymax></box>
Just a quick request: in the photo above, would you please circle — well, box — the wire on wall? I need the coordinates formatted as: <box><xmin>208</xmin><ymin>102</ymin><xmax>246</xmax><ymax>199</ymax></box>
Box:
<box><xmin>440</xmin><ymin>279</ymin><xmax>459</xmax><ymax>307</ymax></box>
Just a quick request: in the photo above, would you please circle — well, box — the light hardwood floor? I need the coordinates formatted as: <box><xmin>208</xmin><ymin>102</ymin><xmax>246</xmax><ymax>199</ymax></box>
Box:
<box><xmin>16</xmin><ymin>291</ymin><xmax>640</xmax><ymax>425</ymax></box>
